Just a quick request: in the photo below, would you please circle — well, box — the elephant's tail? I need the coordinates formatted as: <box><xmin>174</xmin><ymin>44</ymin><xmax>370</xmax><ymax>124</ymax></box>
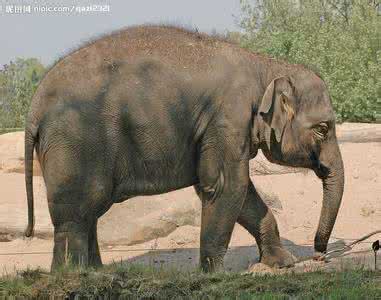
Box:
<box><xmin>24</xmin><ymin>123</ymin><xmax>38</xmax><ymax>237</ymax></box>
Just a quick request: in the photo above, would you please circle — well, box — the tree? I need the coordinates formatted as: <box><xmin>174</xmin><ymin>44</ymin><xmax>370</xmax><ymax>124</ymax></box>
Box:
<box><xmin>0</xmin><ymin>58</ymin><xmax>45</xmax><ymax>128</ymax></box>
<box><xmin>239</xmin><ymin>0</ymin><xmax>381</xmax><ymax>122</ymax></box>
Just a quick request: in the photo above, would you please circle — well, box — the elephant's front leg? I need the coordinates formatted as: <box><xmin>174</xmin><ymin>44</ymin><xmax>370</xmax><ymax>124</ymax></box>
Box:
<box><xmin>237</xmin><ymin>182</ymin><xmax>295</xmax><ymax>268</ymax></box>
<box><xmin>196</xmin><ymin>159</ymin><xmax>249</xmax><ymax>272</ymax></box>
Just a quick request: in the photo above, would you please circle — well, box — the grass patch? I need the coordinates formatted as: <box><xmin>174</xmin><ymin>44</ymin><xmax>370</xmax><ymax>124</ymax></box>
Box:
<box><xmin>0</xmin><ymin>128</ymin><xmax>24</xmax><ymax>135</ymax></box>
<box><xmin>0</xmin><ymin>264</ymin><xmax>380</xmax><ymax>299</ymax></box>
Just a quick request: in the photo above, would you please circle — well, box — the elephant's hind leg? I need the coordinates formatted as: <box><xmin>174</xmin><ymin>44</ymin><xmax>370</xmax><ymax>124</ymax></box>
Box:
<box><xmin>50</xmin><ymin>198</ymin><xmax>108</xmax><ymax>270</ymax></box>
<box><xmin>237</xmin><ymin>182</ymin><xmax>295</xmax><ymax>268</ymax></box>
<box><xmin>51</xmin><ymin>218</ymin><xmax>90</xmax><ymax>270</ymax></box>
<box><xmin>44</xmin><ymin>157</ymin><xmax>111</xmax><ymax>270</ymax></box>
<box><xmin>88</xmin><ymin>220</ymin><xmax>102</xmax><ymax>267</ymax></box>
<box><xmin>40</xmin><ymin>103</ymin><xmax>113</xmax><ymax>271</ymax></box>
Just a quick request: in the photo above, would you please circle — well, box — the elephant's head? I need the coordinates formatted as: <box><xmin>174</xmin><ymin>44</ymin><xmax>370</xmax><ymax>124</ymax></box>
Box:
<box><xmin>255</xmin><ymin>72</ymin><xmax>344</xmax><ymax>256</ymax></box>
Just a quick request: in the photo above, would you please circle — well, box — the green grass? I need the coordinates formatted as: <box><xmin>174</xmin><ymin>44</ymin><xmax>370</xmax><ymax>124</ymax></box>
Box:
<box><xmin>0</xmin><ymin>127</ymin><xmax>24</xmax><ymax>135</ymax></box>
<box><xmin>0</xmin><ymin>264</ymin><xmax>380</xmax><ymax>299</ymax></box>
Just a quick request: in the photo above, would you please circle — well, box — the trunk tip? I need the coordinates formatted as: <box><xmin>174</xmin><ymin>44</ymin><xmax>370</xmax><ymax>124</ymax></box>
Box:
<box><xmin>24</xmin><ymin>223</ymin><xmax>34</xmax><ymax>237</ymax></box>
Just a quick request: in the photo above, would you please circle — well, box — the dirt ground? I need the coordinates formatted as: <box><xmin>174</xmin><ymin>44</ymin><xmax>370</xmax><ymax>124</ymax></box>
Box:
<box><xmin>0</xmin><ymin>123</ymin><xmax>380</xmax><ymax>274</ymax></box>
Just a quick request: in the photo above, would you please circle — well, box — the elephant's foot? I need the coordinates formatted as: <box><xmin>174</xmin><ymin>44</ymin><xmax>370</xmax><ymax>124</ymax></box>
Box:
<box><xmin>51</xmin><ymin>225</ymin><xmax>89</xmax><ymax>272</ymax></box>
<box><xmin>312</xmin><ymin>251</ymin><xmax>326</xmax><ymax>262</ymax></box>
<box><xmin>89</xmin><ymin>251</ymin><xmax>103</xmax><ymax>268</ymax></box>
<box><xmin>260</xmin><ymin>246</ymin><xmax>296</xmax><ymax>268</ymax></box>
<box><xmin>200</xmin><ymin>254</ymin><xmax>224</xmax><ymax>272</ymax></box>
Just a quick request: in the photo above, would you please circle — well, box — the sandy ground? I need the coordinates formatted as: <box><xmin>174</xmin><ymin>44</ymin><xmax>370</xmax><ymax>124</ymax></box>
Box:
<box><xmin>0</xmin><ymin>124</ymin><xmax>380</xmax><ymax>274</ymax></box>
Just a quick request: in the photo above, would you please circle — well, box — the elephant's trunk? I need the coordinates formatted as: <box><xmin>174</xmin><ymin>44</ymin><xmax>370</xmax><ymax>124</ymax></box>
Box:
<box><xmin>314</xmin><ymin>141</ymin><xmax>345</xmax><ymax>254</ymax></box>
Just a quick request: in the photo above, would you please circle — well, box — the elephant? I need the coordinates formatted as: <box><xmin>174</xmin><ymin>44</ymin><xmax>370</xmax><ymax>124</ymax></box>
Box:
<box><xmin>24</xmin><ymin>25</ymin><xmax>344</xmax><ymax>272</ymax></box>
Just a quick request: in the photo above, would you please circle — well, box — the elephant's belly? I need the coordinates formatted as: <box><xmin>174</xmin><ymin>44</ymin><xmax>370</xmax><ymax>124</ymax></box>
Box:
<box><xmin>112</xmin><ymin>158</ymin><xmax>198</xmax><ymax>202</ymax></box>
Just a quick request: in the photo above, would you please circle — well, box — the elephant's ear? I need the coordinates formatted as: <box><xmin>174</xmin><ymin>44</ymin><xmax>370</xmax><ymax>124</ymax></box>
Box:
<box><xmin>258</xmin><ymin>79</ymin><xmax>276</xmax><ymax>115</ymax></box>
<box><xmin>258</xmin><ymin>77</ymin><xmax>295</xmax><ymax>150</ymax></box>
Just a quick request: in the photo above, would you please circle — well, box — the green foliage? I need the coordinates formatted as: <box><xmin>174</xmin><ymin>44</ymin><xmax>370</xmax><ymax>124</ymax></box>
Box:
<box><xmin>0</xmin><ymin>265</ymin><xmax>380</xmax><ymax>298</ymax></box>
<box><xmin>239</xmin><ymin>0</ymin><xmax>381</xmax><ymax>123</ymax></box>
<box><xmin>0</xmin><ymin>58</ymin><xmax>45</xmax><ymax>129</ymax></box>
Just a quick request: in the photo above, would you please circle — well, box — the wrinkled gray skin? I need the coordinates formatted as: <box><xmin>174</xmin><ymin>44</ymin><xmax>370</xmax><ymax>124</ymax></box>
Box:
<box><xmin>24</xmin><ymin>26</ymin><xmax>344</xmax><ymax>272</ymax></box>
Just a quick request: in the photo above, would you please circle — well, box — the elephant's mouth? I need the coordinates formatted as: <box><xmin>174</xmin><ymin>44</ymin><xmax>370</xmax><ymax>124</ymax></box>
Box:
<box><xmin>309</xmin><ymin>151</ymin><xmax>330</xmax><ymax>179</ymax></box>
<box><xmin>313</xmin><ymin>164</ymin><xmax>330</xmax><ymax>180</ymax></box>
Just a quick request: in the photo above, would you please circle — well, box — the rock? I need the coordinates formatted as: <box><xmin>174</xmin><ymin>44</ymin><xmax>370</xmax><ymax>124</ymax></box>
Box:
<box><xmin>0</xmin><ymin>132</ymin><xmax>41</xmax><ymax>175</ymax></box>
<box><xmin>257</xmin><ymin>187</ymin><xmax>283</xmax><ymax>212</ymax></box>
<box><xmin>98</xmin><ymin>189</ymin><xmax>201</xmax><ymax>245</ymax></box>
<box><xmin>166</xmin><ymin>225</ymin><xmax>199</xmax><ymax>246</ymax></box>
<box><xmin>336</xmin><ymin>123</ymin><xmax>381</xmax><ymax>143</ymax></box>
<box><xmin>250</xmin><ymin>152</ymin><xmax>306</xmax><ymax>176</ymax></box>
<box><xmin>246</xmin><ymin>263</ymin><xmax>285</xmax><ymax>275</ymax></box>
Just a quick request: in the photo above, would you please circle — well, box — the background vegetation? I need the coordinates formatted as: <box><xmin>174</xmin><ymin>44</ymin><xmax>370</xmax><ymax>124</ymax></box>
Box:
<box><xmin>0</xmin><ymin>0</ymin><xmax>379</xmax><ymax>131</ymax></box>
<box><xmin>239</xmin><ymin>0</ymin><xmax>380</xmax><ymax>123</ymax></box>
<box><xmin>0</xmin><ymin>58</ymin><xmax>45</xmax><ymax>130</ymax></box>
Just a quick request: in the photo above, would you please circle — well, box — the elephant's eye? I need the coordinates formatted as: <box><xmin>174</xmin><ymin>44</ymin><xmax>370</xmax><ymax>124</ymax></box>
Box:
<box><xmin>313</xmin><ymin>123</ymin><xmax>328</xmax><ymax>140</ymax></box>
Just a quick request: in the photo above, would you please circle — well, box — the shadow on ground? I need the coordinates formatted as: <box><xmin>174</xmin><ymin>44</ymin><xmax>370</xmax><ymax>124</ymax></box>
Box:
<box><xmin>112</xmin><ymin>238</ymin><xmax>313</xmax><ymax>272</ymax></box>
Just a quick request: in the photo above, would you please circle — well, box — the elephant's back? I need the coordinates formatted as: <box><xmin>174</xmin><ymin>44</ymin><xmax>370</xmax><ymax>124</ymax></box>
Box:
<box><xmin>37</xmin><ymin>26</ymin><xmax>235</xmax><ymax>98</ymax></box>
<box><xmin>29</xmin><ymin>25</ymin><xmax>242</xmax><ymax>127</ymax></box>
